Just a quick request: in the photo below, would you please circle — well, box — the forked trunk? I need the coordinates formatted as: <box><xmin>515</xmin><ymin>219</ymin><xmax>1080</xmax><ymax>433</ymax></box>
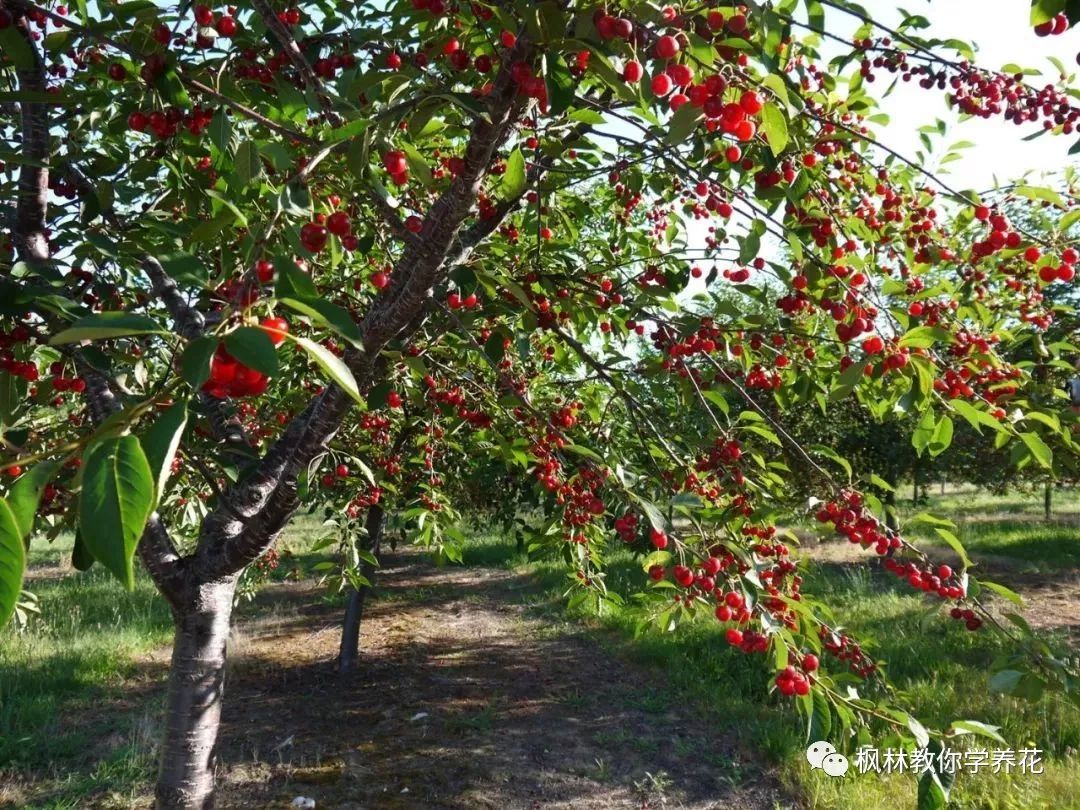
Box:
<box><xmin>155</xmin><ymin>578</ymin><xmax>237</xmax><ymax>810</ymax></box>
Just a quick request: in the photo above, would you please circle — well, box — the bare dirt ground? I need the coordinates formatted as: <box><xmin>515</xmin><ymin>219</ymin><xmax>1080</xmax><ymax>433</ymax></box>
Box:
<box><xmin>196</xmin><ymin>549</ymin><xmax>792</xmax><ymax>809</ymax></box>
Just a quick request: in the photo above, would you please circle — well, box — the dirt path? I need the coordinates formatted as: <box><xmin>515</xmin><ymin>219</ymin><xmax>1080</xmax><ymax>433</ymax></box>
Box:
<box><xmin>208</xmin><ymin>550</ymin><xmax>791</xmax><ymax>809</ymax></box>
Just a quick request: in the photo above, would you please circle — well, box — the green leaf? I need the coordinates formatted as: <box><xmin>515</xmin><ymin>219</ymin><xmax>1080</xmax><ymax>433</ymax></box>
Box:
<box><xmin>912</xmin><ymin>408</ymin><xmax>937</xmax><ymax>457</ymax></box>
<box><xmin>400</xmin><ymin>142</ymin><xmax>434</xmax><ymax>187</ymax></box>
<box><xmin>139</xmin><ymin>401</ymin><xmax>187</xmax><ymax>504</ymax></box>
<box><xmin>287</xmin><ymin>335</ymin><xmax>365</xmax><ymax>407</ymax></box>
<box><xmin>928</xmin><ymin>415</ymin><xmax>953</xmax><ymax>457</ymax></box>
<box><xmin>950</xmin><ymin>720</ymin><xmax>1007</xmax><ymax>744</ymax></box>
<box><xmin>155</xmin><ymin>66</ymin><xmax>191</xmax><ymax>110</ymax></box>
<box><xmin>224</xmin><ymin>326</ymin><xmax>279</xmax><ymax>377</ymax></box>
<box><xmin>277</xmin><ymin>297</ymin><xmax>362</xmax><ymax>346</ymax></box>
<box><xmin>829</xmin><ymin>360</ymin><xmax>864</xmax><ymax>401</ymax></box>
<box><xmin>274</xmin><ymin>255</ymin><xmax>319</xmax><ymax>298</ymax></box>
<box><xmin>78</xmin><ymin>436</ymin><xmax>155</xmax><ymax>591</ymax></box>
<box><xmin>989</xmin><ymin>669</ymin><xmax>1024</xmax><ymax>693</ymax></box>
<box><xmin>0</xmin><ymin>499</ymin><xmax>25</xmax><ymax>628</ymax></box>
<box><xmin>234</xmin><ymin>140</ymin><xmax>263</xmax><ymax>186</ymax></box>
<box><xmin>760</xmin><ymin>102</ymin><xmax>789</xmax><ymax>156</ymax></box>
<box><xmin>628</xmin><ymin>492</ymin><xmax>667</xmax><ymax>532</ymax></box>
<box><xmin>808</xmin><ymin>688</ymin><xmax>831</xmax><ymax>741</ymax></box>
<box><xmin>933</xmin><ymin>527</ymin><xmax>973</xmax><ymax>568</ymax></box>
<box><xmin>209</xmin><ymin>108</ymin><xmax>233</xmax><ymax>155</ymax></box>
<box><xmin>50</xmin><ymin>313</ymin><xmax>164</xmax><ymax>345</ymax></box>
<box><xmin>501</xmin><ymin>148</ymin><xmax>528</xmax><ymax>200</ymax></box>
<box><xmin>899</xmin><ymin>325</ymin><xmax>950</xmax><ymax>349</ymax></box>
<box><xmin>1014</xmin><ymin>184</ymin><xmax>1066</xmax><ymax>208</ymax></box>
<box><xmin>71</xmin><ymin>530</ymin><xmax>95</xmax><ymax>571</ymax></box>
<box><xmin>180</xmin><ymin>335</ymin><xmax>217</xmax><ymax>390</ymax></box>
<box><xmin>976</xmin><ymin>578</ymin><xmax>1025</xmax><ymax>607</ymax></box>
<box><xmin>950</xmin><ymin>399</ymin><xmax>1007</xmax><ymax>434</ymax></box>
<box><xmin>664</xmin><ymin>104</ymin><xmax>703</xmax><ymax>146</ymax></box>
<box><xmin>0</xmin><ymin>28</ymin><xmax>35</xmax><ymax>71</ymax></box>
<box><xmin>1019</xmin><ymin>431</ymin><xmax>1052</xmax><ymax>468</ymax></box>
<box><xmin>7</xmin><ymin>461</ymin><xmax>59</xmax><ymax>538</ymax></box>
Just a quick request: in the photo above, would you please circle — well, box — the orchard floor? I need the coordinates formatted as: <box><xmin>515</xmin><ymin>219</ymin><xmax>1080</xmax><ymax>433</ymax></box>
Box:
<box><xmin>4</xmin><ymin>547</ymin><xmax>789</xmax><ymax>810</ymax></box>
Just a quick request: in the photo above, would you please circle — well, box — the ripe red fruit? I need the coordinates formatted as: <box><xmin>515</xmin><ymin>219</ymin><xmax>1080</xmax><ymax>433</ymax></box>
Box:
<box><xmin>862</xmin><ymin>335</ymin><xmax>885</xmax><ymax>355</ymax></box>
<box><xmin>216</xmin><ymin>15</ymin><xmax>237</xmax><ymax>36</ymax></box>
<box><xmin>803</xmin><ymin>654</ymin><xmax>819</xmax><ymax>672</ymax></box>
<box><xmin>255</xmin><ymin>259</ymin><xmax>274</xmax><ymax>283</ymax></box>
<box><xmin>739</xmin><ymin>90</ymin><xmax>763</xmax><ymax>115</ymax></box>
<box><xmin>371</xmin><ymin>271</ymin><xmax>390</xmax><ymax>289</ymax></box>
<box><xmin>725</xmin><ymin>628</ymin><xmax>743</xmax><ymax>646</ymax></box>
<box><xmin>127</xmin><ymin>111</ymin><xmax>148</xmax><ymax>132</ymax></box>
<box><xmin>5</xmin><ymin>465</ymin><xmax>22</xmax><ymax>477</ymax></box>
<box><xmin>107</xmin><ymin>63</ymin><xmax>127</xmax><ymax>81</ymax></box>
<box><xmin>193</xmin><ymin>4</ymin><xmax>213</xmax><ymax>25</ymax></box>
<box><xmin>463</xmin><ymin>293</ymin><xmax>478</xmax><ymax>308</ymax></box>
<box><xmin>405</xmin><ymin>215</ymin><xmax>423</xmax><ymax>233</ymax></box>
<box><xmin>259</xmin><ymin>317</ymin><xmax>289</xmax><ymax>346</ymax></box>
<box><xmin>500</xmin><ymin>30</ymin><xmax>516</xmax><ymax>48</ymax></box>
<box><xmin>651</xmin><ymin>73</ymin><xmax>673</xmax><ymax>96</ymax></box>
<box><xmin>448</xmin><ymin>292</ymin><xmax>462</xmax><ymax>309</ymax></box>
<box><xmin>974</xmin><ymin>204</ymin><xmax>990</xmax><ymax>220</ymax></box>
<box><xmin>383</xmin><ymin>150</ymin><xmax>408</xmax><ymax>175</ymax></box>
<box><xmin>300</xmin><ymin>222</ymin><xmax>328</xmax><ymax>252</ymax></box>
<box><xmin>1024</xmin><ymin>246</ymin><xmax>1040</xmax><ymax>263</ymax></box>
<box><xmin>650</xmin><ymin>529</ymin><xmax>668</xmax><ymax>549</ymax></box>
<box><xmin>386</xmin><ymin>52</ymin><xmax>402</xmax><ymax>70</ymax></box>
<box><xmin>336</xmin><ymin>464</ymin><xmax>349</xmax><ymax>478</ymax></box>
<box><xmin>623</xmin><ymin>60</ymin><xmax>643</xmax><ymax>83</ymax></box>
<box><xmin>387</xmin><ymin>391</ymin><xmax>403</xmax><ymax>408</ymax></box>
<box><xmin>654</xmin><ymin>35</ymin><xmax>680</xmax><ymax>60</ymax></box>
<box><xmin>326</xmin><ymin>211</ymin><xmax>351</xmax><ymax>236</ymax></box>
<box><xmin>907</xmin><ymin>301</ymin><xmax>924</xmax><ymax>317</ymax></box>
<box><xmin>1058</xmin><ymin>264</ymin><xmax>1076</xmax><ymax>282</ymax></box>
<box><xmin>937</xmin><ymin>565</ymin><xmax>953</xmax><ymax>580</ymax></box>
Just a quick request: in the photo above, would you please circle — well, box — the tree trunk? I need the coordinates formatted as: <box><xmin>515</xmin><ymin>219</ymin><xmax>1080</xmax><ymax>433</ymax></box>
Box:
<box><xmin>155</xmin><ymin>578</ymin><xmax>237</xmax><ymax>810</ymax></box>
<box><xmin>1044</xmin><ymin>482</ymin><xmax>1052</xmax><ymax>520</ymax></box>
<box><xmin>338</xmin><ymin>504</ymin><xmax>384</xmax><ymax>673</ymax></box>
<box><xmin>884</xmin><ymin>480</ymin><xmax>899</xmax><ymax>531</ymax></box>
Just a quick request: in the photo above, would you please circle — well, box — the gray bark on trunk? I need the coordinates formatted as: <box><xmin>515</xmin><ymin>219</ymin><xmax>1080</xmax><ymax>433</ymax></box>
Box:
<box><xmin>155</xmin><ymin>578</ymin><xmax>237</xmax><ymax>810</ymax></box>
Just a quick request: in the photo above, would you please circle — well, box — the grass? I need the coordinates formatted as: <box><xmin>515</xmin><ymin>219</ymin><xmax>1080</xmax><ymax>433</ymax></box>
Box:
<box><xmin>902</xmin><ymin>488</ymin><xmax>1080</xmax><ymax>571</ymax></box>
<box><xmin>462</xmin><ymin>486</ymin><xmax>1080</xmax><ymax>810</ymax></box>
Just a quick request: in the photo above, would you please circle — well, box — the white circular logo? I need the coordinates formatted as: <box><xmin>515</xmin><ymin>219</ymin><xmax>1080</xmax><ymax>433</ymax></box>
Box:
<box><xmin>806</xmin><ymin>740</ymin><xmax>835</xmax><ymax>769</ymax></box>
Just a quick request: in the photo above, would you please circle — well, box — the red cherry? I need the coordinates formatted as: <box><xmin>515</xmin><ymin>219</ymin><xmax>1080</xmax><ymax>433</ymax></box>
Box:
<box><xmin>193</xmin><ymin>4</ymin><xmax>213</xmax><ymax>25</ymax></box>
<box><xmin>336</xmin><ymin>464</ymin><xmax>349</xmax><ymax>478</ymax></box>
<box><xmin>326</xmin><ymin>211</ymin><xmax>351</xmax><ymax>236</ymax></box>
<box><xmin>651</xmin><ymin>72</ymin><xmax>673</xmax><ymax>96</ymax></box>
<box><xmin>300</xmin><ymin>223</ymin><xmax>328</xmax><ymax>252</ymax></box>
<box><xmin>383</xmin><ymin>150</ymin><xmax>408</xmax><ymax>175</ymax></box>
<box><xmin>216</xmin><ymin>15</ymin><xmax>237</xmax><ymax>36</ymax></box>
<box><xmin>107</xmin><ymin>63</ymin><xmax>127</xmax><ymax>81</ymax></box>
<box><xmin>803</xmin><ymin>654</ymin><xmax>819</xmax><ymax>672</ymax></box>
<box><xmin>739</xmin><ymin>90</ymin><xmax>763</xmax><ymax>115</ymax></box>
<box><xmin>259</xmin><ymin>317</ymin><xmax>289</xmax><ymax>346</ymax></box>
<box><xmin>387</xmin><ymin>391</ymin><xmax>402</xmax><ymax>408</ymax></box>
<box><xmin>654</xmin><ymin>35</ymin><xmax>679</xmax><ymax>60</ymax></box>
<box><xmin>128</xmin><ymin>111</ymin><xmax>149</xmax><ymax>132</ymax></box>
<box><xmin>255</xmin><ymin>259</ymin><xmax>274</xmax><ymax>283</ymax></box>
<box><xmin>371</xmin><ymin>271</ymin><xmax>390</xmax><ymax>289</ymax></box>
<box><xmin>386</xmin><ymin>52</ymin><xmax>402</xmax><ymax>70</ymax></box>
<box><xmin>623</xmin><ymin>60</ymin><xmax>643</xmax><ymax>83</ymax></box>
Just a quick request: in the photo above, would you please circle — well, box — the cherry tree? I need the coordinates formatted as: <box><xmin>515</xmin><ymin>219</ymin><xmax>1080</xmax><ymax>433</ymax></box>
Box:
<box><xmin>1</xmin><ymin>0</ymin><xmax>1078</xmax><ymax>807</ymax></box>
